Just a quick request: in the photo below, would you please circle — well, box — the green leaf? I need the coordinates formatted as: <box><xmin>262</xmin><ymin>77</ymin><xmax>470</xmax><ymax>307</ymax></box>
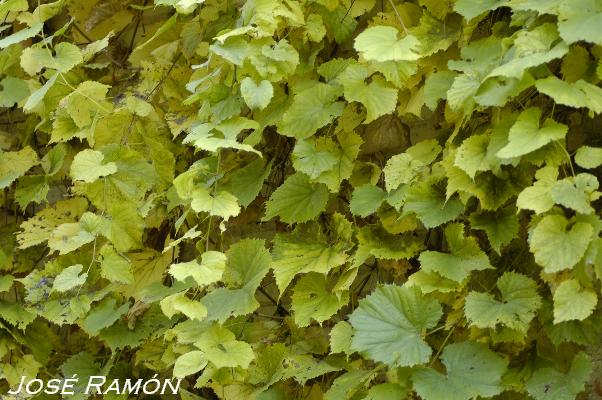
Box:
<box><xmin>529</xmin><ymin>215</ymin><xmax>593</xmax><ymax>273</ymax></box>
<box><xmin>240</xmin><ymin>77</ymin><xmax>273</xmax><ymax>110</ymax></box>
<box><xmin>349</xmin><ymin>284</ymin><xmax>442</xmax><ymax>367</ymax></box>
<box><xmin>575</xmin><ymin>146</ymin><xmax>602</xmax><ymax>169</ymax></box>
<box><xmin>404</xmin><ymin>177</ymin><xmax>465</xmax><ymax>228</ymax></box>
<box><xmin>550</xmin><ymin>173</ymin><xmax>599</xmax><ymax>214</ymax></box>
<box><xmin>15</xmin><ymin>175</ymin><xmax>49</xmax><ymax>208</ymax></box>
<box><xmin>330</xmin><ymin>321</ymin><xmax>353</xmax><ymax>355</ymax></box>
<box><xmin>99</xmin><ymin>245</ymin><xmax>134</xmax><ymax>284</ymax></box>
<box><xmin>173</xmin><ymin>351</ymin><xmax>208</xmax><ymax>378</ymax></box>
<box><xmin>291</xmin><ymin>273</ymin><xmax>349</xmax><ymax>327</ymax></box>
<box><xmin>0</xmin><ymin>23</ymin><xmax>43</xmax><ymax>49</ymax></box>
<box><xmin>70</xmin><ymin>149</ymin><xmax>118</xmax><ymax>183</ymax></box>
<box><xmin>0</xmin><ymin>76</ymin><xmax>30</xmax><ymax>107</ymax></box>
<box><xmin>454</xmin><ymin>0</ymin><xmax>507</xmax><ymax>20</ymax></box>
<box><xmin>183</xmin><ymin>117</ymin><xmax>261</xmax><ymax>155</ymax></box>
<box><xmin>557</xmin><ymin>0</ymin><xmax>602</xmax><ymax>45</ymax></box>
<box><xmin>201</xmin><ymin>239</ymin><xmax>271</xmax><ymax>322</ymax></box>
<box><xmin>0</xmin><ymin>147</ymin><xmax>38</xmax><ymax>189</ymax></box>
<box><xmin>20</xmin><ymin>42</ymin><xmax>83</xmax><ymax>75</ymax></box>
<box><xmin>517</xmin><ymin>166</ymin><xmax>558</xmax><ymax>214</ymax></box>
<box><xmin>356</xmin><ymin>225</ymin><xmax>423</xmax><ymax>261</ymax></box>
<box><xmin>194</xmin><ymin>324</ymin><xmax>254</xmax><ymax>369</ymax></box>
<box><xmin>48</xmin><ymin>223</ymin><xmax>95</xmax><ymax>255</ymax></box>
<box><xmin>337</xmin><ymin>63</ymin><xmax>398</xmax><ymax>123</ymax></box>
<box><xmin>413</xmin><ymin>342</ymin><xmax>508</xmax><ymax>400</ymax></box>
<box><xmin>469</xmin><ymin>207</ymin><xmax>519</xmax><ymax>253</ymax></box>
<box><xmin>419</xmin><ymin>223</ymin><xmax>492</xmax><ymax>283</ymax></box>
<box><xmin>313</xmin><ymin>130</ymin><xmax>362</xmax><ymax>192</ymax></box>
<box><xmin>190</xmin><ymin>187</ymin><xmax>240</xmax><ymax>220</ymax></box>
<box><xmin>454</xmin><ymin>131</ymin><xmax>506</xmax><ymax>179</ymax></box>
<box><xmin>52</xmin><ymin>264</ymin><xmax>87</xmax><ymax>292</ymax></box>
<box><xmin>535</xmin><ymin>76</ymin><xmax>602</xmax><ymax>114</ymax></box>
<box><xmin>219</xmin><ymin>158</ymin><xmax>270</xmax><ymax>208</ymax></box>
<box><xmin>465</xmin><ymin>272</ymin><xmax>541</xmax><ymax>332</ymax></box>
<box><xmin>277</xmin><ymin>82</ymin><xmax>345</xmax><ymax>139</ymax></box>
<box><xmin>170</xmin><ymin>251</ymin><xmax>226</xmax><ymax>286</ymax></box>
<box><xmin>292</xmin><ymin>138</ymin><xmax>339</xmax><ymax>179</ymax></box>
<box><xmin>553</xmin><ymin>279</ymin><xmax>597</xmax><ymax>323</ymax></box>
<box><xmin>383</xmin><ymin>153</ymin><xmax>423</xmax><ymax>191</ymax></box>
<box><xmin>81</xmin><ymin>298</ymin><xmax>129</xmax><ymax>336</ymax></box>
<box><xmin>487</xmin><ymin>23</ymin><xmax>568</xmax><ymax>80</ymax></box>
<box><xmin>263</xmin><ymin>173</ymin><xmax>329</xmax><ymax>224</ymax></box>
<box><xmin>271</xmin><ymin>223</ymin><xmax>348</xmax><ymax>293</ymax></box>
<box><xmin>354</xmin><ymin>26</ymin><xmax>421</xmax><ymax>62</ymax></box>
<box><xmin>349</xmin><ymin>184</ymin><xmax>386</xmax><ymax>217</ymax></box>
<box><xmin>496</xmin><ymin>108</ymin><xmax>568</xmax><ymax>158</ymax></box>
<box><xmin>526</xmin><ymin>352</ymin><xmax>592</xmax><ymax>400</ymax></box>
<box><xmin>424</xmin><ymin>71</ymin><xmax>456</xmax><ymax>110</ymax></box>
<box><xmin>161</xmin><ymin>292</ymin><xmax>207</xmax><ymax>321</ymax></box>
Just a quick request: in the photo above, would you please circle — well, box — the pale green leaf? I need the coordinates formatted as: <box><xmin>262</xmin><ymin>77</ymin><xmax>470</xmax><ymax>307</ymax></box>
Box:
<box><xmin>330</xmin><ymin>321</ymin><xmax>353</xmax><ymax>355</ymax></box>
<box><xmin>419</xmin><ymin>223</ymin><xmax>492</xmax><ymax>282</ymax></box>
<box><xmin>404</xmin><ymin>178</ymin><xmax>465</xmax><ymax>228</ymax></box>
<box><xmin>465</xmin><ymin>272</ymin><xmax>541</xmax><ymax>332</ymax></box>
<box><xmin>413</xmin><ymin>342</ymin><xmax>507</xmax><ymax>400</ymax></box>
<box><xmin>349</xmin><ymin>184</ymin><xmax>386</xmax><ymax>217</ymax></box>
<box><xmin>496</xmin><ymin>108</ymin><xmax>567</xmax><ymax>158</ymax></box>
<box><xmin>194</xmin><ymin>324</ymin><xmax>254</xmax><ymax>369</ymax></box>
<box><xmin>170</xmin><ymin>251</ymin><xmax>226</xmax><ymax>286</ymax></box>
<box><xmin>0</xmin><ymin>147</ymin><xmax>38</xmax><ymax>189</ymax></box>
<box><xmin>553</xmin><ymin>279</ymin><xmax>597</xmax><ymax>323</ymax></box>
<box><xmin>291</xmin><ymin>273</ymin><xmax>349</xmax><ymax>327</ymax></box>
<box><xmin>81</xmin><ymin>298</ymin><xmax>129</xmax><ymax>336</ymax></box>
<box><xmin>383</xmin><ymin>153</ymin><xmax>423</xmax><ymax>191</ymax></box>
<box><xmin>516</xmin><ymin>166</ymin><xmax>558</xmax><ymax>214</ymax></box>
<box><xmin>529</xmin><ymin>215</ymin><xmax>593</xmax><ymax>273</ymax></box>
<box><xmin>354</xmin><ymin>26</ymin><xmax>420</xmax><ymax>62</ymax></box>
<box><xmin>550</xmin><ymin>173</ymin><xmax>599</xmax><ymax>214</ymax></box>
<box><xmin>526</xmin><ymin>352</ymin><xmax>592</xmax><ymax>400</ymax></box>
<box><xmin>20</xmin><ymin>42</ymin><xmax>83</xmax><ymax>75</ymax></box>
<box><xmin>263</xmin><ymin>173</ymin><xmax>329</xmax><ymax>224</ymax></box>
<box><xmin>292</xmin><ymin>138</ymin><xmax>339</xmax><ymax>179</ymax></box>
<box><xmin>454</xmin><ymin>0</ymin><xmax>507</xmax><ymax>20</ymax></box>
<box><xmin>173</xmin><ymin>351</ymin><xmax>208</xmax><ymax>378</ymax></box>
<box><xmin>535</xmin><ymin>76</ymin><xmax>602</xmax><ymax>114</ymax></box>
<box><xmin>557</xmin><ymin>0</ymin><xmax>602</xmax><ymax>45</ymax></box>
<box><xmin>99</xmin><ymin>245</ymin><xmax>134</xmax><ymax>285</ymax></box>
<box><xmin>48</xmin><ymin>223</ymin><xmax>95</xmax><ymax>255</ymax></box>
<box><xmin>574</xmin><ymin>146</ymin><xmax>602</xmax><ymax>169</ymax></box>
<box><xmin>70</xmin><ymin>149</ymin><xmax>118</xmax><ymax>183</ymax></box>
<box><xmin>277</xmin><ymin>82</ymin><xmax>344</xmax><ymax>139</ymax></box>
<box><xmin>0</xmin><ymin>23</ymin><xmax>43</xmax><ymax>49</ymax></box>
<box><xmin>190</xmin><ymin>187</ymin><xmax>240</xmax><ymax>220</ymax></box>
<box><xmin>271</xmin><ymin>223</ymin><xmax>348</xmax><ymax>293</ymax></box>
<box><xmin>349</xmin><ymin>284</ymin><xmax>442</xmax><ymax>367</ymax></box>
<box><xmin>337</xmin><ymin>63</ymin><xmax>398</xmax><ymax>123</ymax></box>
<box><xmin>469</xmin><ymin>207</ymin><xmax>519</xmax><ymax>253</ymax></box>
<box><xmin>240</xmin><ymin>77</ymin><xmax>273</xmax><ymax>110</ymax></box>
<box><xmin>52</xmin><ymin>264</ymin><xmax>87</xmax><ymax>292</ymax></box>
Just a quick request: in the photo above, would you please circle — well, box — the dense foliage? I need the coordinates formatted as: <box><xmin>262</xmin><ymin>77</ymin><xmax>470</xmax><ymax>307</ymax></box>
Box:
<box><xmin>1</xmin><ymin>0</ymin><xmax>602</xmax><ymax>398</ymax></box>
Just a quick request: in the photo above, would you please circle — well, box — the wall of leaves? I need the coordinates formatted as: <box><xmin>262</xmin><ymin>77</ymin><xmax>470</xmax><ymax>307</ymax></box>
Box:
<box><xmin>1</xmin><ymin>0</ymin><xmax>602</xmax><ymax>398</ymax></box>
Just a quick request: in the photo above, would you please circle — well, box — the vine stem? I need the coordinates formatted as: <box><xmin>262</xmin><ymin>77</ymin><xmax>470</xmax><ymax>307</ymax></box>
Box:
<box><xmin>387</xmin><ymin>0</ymin><xmax>409</xmax><ymax>34</ymax></box>
<box><xmin>429</xmin><ymin>319</ymin><xmax>461</xmax><ymax>366</ymax></box>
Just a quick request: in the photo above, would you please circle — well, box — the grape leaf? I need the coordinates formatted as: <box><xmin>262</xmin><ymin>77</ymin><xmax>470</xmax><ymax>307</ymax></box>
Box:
<box><xmin>263</xmin><ymin>173</ymin><xmax>329</xmax><ymax>224</ymax></box>
<box><xmin>553</xmin><ymin>279</ymin><xmax>597</xmax><ymax>323</ymax></box>
<box><xmin>529</xmin><ymin>215</ymin><xmax>593</xmax><ymax>273</ymax></box>
<box><xmin>465</xmin><ymin>272</ymin><xmax>541</xmax><ymax>332</ymax></box>
<box><xmin>349</xmin><ymin>284</ymin><xmax>442</xmax><ymax>367</ymax></box>
<box><xmin>413</xmin><ymin>341</ymin><xmax>508</xmax><ymax>400</ymax></box>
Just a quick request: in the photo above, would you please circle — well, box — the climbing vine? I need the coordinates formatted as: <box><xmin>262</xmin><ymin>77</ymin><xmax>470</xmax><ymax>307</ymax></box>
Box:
<box><xmin>1</xmin><ymin>0</ymin><xmax>602</xmax><ymax>398</ymax></box>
